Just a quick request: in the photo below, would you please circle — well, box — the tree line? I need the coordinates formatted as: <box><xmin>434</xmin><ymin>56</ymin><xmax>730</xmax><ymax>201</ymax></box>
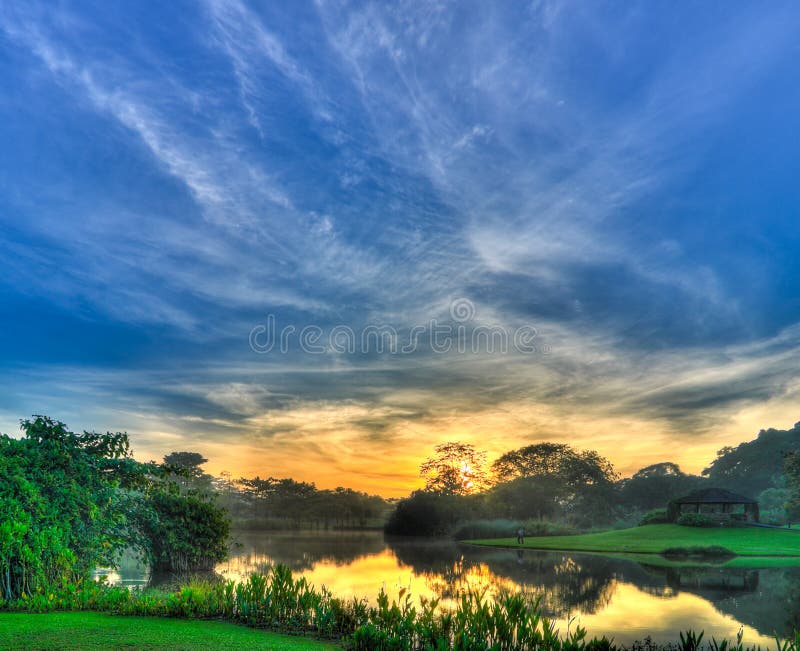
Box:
<box><xmin>386</xmin><ymin>421</ymin><xmax>800</xmax><ymax>536</ymax></box>
<box><xmin>156</xmin><ymin>452</ymin><xmax>390</xmax><ymax>530</ymax></box>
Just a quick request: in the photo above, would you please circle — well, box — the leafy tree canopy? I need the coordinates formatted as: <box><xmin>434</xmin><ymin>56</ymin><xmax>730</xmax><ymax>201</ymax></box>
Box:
<box><xmin>491</xmin><ymin>442</ymin><xmax>617</xmax><ymax>487</ymax></box>
<box><xmin>619</xmin><ymin>462</ymin><xmax>703</xmax><ymax>512</ymax></box>
<box><xmin>163</xmin><ymin>451</ymin><xmax>208</xmax><ymax>474</ymax></box>
<box><xmin>419</xmin><ymin>442</ymin><xmax>490</xmax><ymax>495</ymax></box>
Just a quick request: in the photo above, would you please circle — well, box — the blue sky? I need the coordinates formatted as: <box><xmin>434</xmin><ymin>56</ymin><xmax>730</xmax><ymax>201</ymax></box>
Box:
<box><xmin>1</xmin><ymin>1</ymin><xmax>799</xmax><ymax>494</ymax></box>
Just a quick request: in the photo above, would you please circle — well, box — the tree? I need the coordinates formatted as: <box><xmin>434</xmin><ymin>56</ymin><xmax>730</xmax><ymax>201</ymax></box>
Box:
<box><xmin>228</xmin><ymin>476</ymin><xmax>389</xmax><ymax>529</ymax></box>
<box><xmin>618</xmin><ymin>462</ymin><xmax>704</xmax><ymax>512</ymax></box>
<box><xmin>384</xmin><ymin>490</ymin><xmax>481</xmax><ymax>536</ymax></box>
<box><xmin>785</xmin><ymin>450</ymin><xmax>800</xmax><ymax>523</ymax></box>
<box><xmin>492</xmin><ymin>443</ymin><xmax>616</xmax><ymax>488</ymax></box>
<box><xmin>419</xmin><ymin>442</ymin><xmax>489</xmax><ymax>495</ymax></box>
<box><xmin>163</xmin><ymin>451</ymin><xmax>212</xmax><ymax>491</ymax></box>
<box><xmin>702</xmin><ymin>423</ymin><xmax>800</xmax><ymax>495</ymax></box>
<box><xmin>486</xmin><ymin>476</ymin><xmax>560</xmax><ymax>520</ymax></box>
<box><xmin>490</xmin><ymin>442</ymin><xmax>618</xmax><ymax>525</ymax></box>
<box><xmin>139</xmin><ymin>489</ymin><xmax>230</xmax><ymax>574</ymax></box>
<box><xmin>163</xmin><ymin>451</ymin><xmax>208</xmax><ymax>476</ymax></box>
<box><xmin>0</xmin><ymin>416</ymin><xmax>152</xmax><ymax>600</ymax></box>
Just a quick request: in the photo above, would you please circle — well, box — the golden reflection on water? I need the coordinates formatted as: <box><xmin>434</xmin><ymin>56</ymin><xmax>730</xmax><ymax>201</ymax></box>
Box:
<box><xmin>214</xmin><ymin>535</ymin><xmax>782</xmax><ymax>646</ymax></box>
<box><xmin>565</xmin><ymin>582</ymin><xmax>769</xmax><ymax>646</ymax></box>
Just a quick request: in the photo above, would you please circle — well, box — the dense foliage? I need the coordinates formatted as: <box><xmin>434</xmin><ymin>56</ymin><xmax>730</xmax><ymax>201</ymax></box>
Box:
<box><xmin>140</xmin><ymin>491</ymin><xmax>230</xmax><ymax>573</ymax></box>
<box><xmin>702</xmin><ymin>422</ymin><xmax>800</xmax><ymax>495</ymax></box>
<box><xmin>0</xmin><ymin>416</ymin><xmax>229</xmax><ymax>600</ymax></box>
<box><xmin>385</xmin><ymin>491</ymin><xmax>483</xmax><ymax>536</ymax></box>
<box><xmin>786</xmin><ymin>450</ymin><xmax>800</xmax><ymax>522</ymax></box>
<box><xmin>618</xmin><ymin>463</ymin><xmax>703</xmax><ymax>512</ymax></box>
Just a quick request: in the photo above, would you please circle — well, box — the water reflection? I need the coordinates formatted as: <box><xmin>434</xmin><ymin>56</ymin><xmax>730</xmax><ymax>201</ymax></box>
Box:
<box><xmin>102</xmin><ymin>531</ymin><xmax>800</xmax><ymax>644</ymax></box>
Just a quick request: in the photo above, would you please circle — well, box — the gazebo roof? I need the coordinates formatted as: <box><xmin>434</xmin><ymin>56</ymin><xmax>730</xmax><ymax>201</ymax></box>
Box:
<box><xmin>673</xmin><ymin>488</ymin><xmax>757</xmax><ymax>505</ymax></box>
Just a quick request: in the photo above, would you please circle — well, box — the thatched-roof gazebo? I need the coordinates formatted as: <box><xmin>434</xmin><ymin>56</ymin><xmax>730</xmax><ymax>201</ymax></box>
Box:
<box><xmin>668</xmin><ymin>488</ymin><xmax>759</xmax><ymax>524</ymax></box>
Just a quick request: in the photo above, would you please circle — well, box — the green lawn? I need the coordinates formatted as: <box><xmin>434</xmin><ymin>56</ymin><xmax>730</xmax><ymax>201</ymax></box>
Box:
<box><xmin>470</xmin><ymin>524</ymin><xmax>800</xmax><ymax>556</ymax></box>
<box><xmin>0</xmin><ymin>612</ymin><xmax>340</xmax><ymax>650</ymax></box>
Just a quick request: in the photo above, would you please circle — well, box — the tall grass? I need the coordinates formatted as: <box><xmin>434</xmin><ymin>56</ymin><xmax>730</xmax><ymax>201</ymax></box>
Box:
<box><xmin>1</xmin><ymin>566</ymin><xmax>798</xmax><ymax>651</ymax></box>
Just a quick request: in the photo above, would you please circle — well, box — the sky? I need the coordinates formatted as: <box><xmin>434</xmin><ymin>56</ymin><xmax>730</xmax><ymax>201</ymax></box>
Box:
<box><xmin>1</xmin><ymin>1</ymin><xmax>800</xmax><ymax>496</ymax></box>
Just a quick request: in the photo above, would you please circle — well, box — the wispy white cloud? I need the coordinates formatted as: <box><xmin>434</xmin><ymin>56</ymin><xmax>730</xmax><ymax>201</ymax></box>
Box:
<box><xmin>1</xmin><ymin>0</ymin><xmax>799</xmax><ymax>492</ymax></box>
<box><xmin>204</xmin><ymin>0</ymin><xmax>334</xmax><ymax>133</ymax></box>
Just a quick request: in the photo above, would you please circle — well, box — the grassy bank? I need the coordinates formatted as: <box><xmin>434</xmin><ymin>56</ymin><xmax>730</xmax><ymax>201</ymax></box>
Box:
<box><xmin>469</xmin><ymin>524</ymin><xmax>800</xmax><ymax>556</ymax></box>
<box><xmin>0</xmin><ymin>612</ymin><xmax>339</xmax><ymax>650</ymax></box>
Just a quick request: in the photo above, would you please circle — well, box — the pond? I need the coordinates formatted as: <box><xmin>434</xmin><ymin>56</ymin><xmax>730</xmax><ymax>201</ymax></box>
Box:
<box><xmin>97</xmin><ymin>530</ymin><xmax>800</xmax><ymax>645</ymax></box>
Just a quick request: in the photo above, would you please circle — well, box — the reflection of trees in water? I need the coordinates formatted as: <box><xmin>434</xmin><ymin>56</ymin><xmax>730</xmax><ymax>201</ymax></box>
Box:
<box><xmin>634</xmin><ymin>562</ymin><xmax>800</xmax><ymax>638</ymax></box>
<box><xmin>698</xmin><ymin>567</ymin><xmax>800</xmax><ymax>638</ymax></box>
<box><xmin>220</xmin><ymin>530</ymin><xmax>386</xmax><ymax>576</ymax></box>
<box><xmin>210</xmin><ymin>531</ymin><xmax>800</xmax><ymax>638</ymax></box>
<box><xmin>388</xmin><ymin>539</ymin><xmax>800</xmax><ymax>634</ymax></box>
<box><xmin>386</xmin><ymin>539</ymin><xmax>618</xmax><ymax>618</ymax></box>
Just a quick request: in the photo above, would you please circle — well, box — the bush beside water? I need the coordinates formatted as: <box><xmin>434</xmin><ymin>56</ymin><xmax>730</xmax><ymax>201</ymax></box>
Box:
<box><xmin>3</xmin><ymin>565</ymin><xmax>797</xmax><ymax>651</ymax></box>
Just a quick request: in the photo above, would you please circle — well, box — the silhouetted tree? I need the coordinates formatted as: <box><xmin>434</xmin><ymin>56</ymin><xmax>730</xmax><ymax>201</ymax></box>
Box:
<box><xmin>420</xmin><ymin>442</ymin><xmax>490</xmax><ymax>495</ymax></box>
<box><xmin>618</xmin><ymin>462</ymin><xmax>704</xmax><ymax>511</ymax></box>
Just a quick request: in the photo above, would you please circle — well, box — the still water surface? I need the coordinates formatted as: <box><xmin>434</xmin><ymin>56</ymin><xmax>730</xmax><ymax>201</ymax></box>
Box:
<box><xmin>100</xmin><ymin>530</ymin><xmax>800</xmax><ymax>645</ymax></box>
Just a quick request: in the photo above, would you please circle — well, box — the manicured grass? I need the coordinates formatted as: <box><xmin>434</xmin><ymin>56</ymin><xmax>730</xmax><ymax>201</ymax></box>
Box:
<box><xmin>0</xmin><ymin>612</ymin><xmax>340</xmax><ymax>650</ymax></box>
<box><xmin>470</xmin><ymin>524</ymin><xmax>800</xmax><ymax>557</ymax></box>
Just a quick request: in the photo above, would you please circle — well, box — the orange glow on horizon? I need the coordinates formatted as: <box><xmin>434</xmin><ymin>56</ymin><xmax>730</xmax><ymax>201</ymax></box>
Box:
<box><xmin>123</xmin><ymin>393</ymin><xmax>800</xmax><ymax>498</ymax></box>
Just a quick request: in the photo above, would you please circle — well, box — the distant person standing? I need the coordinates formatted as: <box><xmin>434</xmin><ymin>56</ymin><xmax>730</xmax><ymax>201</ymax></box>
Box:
<box><xmin>517</xmin><ymin>527</ymin><xmax>525</xmax><ymax>545</ymax></box>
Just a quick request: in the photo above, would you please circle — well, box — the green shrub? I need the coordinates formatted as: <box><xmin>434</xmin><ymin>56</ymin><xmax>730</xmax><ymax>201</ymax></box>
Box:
<box><xmin>676</xmin><ymin>513</ymin><xmax>716</xmax><ymax>527</ymax></box>
<box><xmin>639</xmin><ymin>508</ymin><xmax>668</xmax><ymax>526</ymax></box>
